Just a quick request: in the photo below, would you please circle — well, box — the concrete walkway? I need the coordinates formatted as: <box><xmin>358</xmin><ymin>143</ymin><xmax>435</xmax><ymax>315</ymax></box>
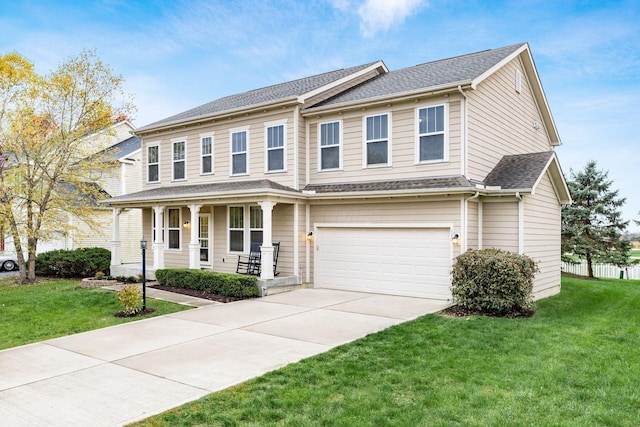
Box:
<box><xmin>0</xmin><ymin>288</ymin><xmax>449</xmax><ymax>426</ymax></box>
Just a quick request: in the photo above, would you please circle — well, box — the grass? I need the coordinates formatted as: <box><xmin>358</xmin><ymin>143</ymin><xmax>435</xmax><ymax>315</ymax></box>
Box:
<box><xmin>0</xmin><ymin>277</ymin><xmax>192</xmax><ymax>350</ymax></box>
<box><xmin>131</xmin><ymin>276</ymin><xmax>640</xmax><ymax>427</ymax></box>
<box><xmin>630</xmin><ymin>249</ymin><xmax>640</xmax><ymax>258</ymax></box>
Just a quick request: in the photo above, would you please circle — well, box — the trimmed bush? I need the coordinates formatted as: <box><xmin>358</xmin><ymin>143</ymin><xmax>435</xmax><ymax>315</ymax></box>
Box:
<box><xmin>451</xmin><ymin>248</ymin><xmax>538</xmax><ymax>316</ymax></box>
<box><xmin>35</xmin><ymin>247</ymin><xmax>111</xmax><ymax>278</ymax></box>
<box><xmin>155</xmin><ymin>268</ymin><xmax>260</xmax><ymax>298</ymax></box>
<box><xmin>117</xmin><ymin>284</ymin><xmax>143</xmax><ymax>315</ymax></box>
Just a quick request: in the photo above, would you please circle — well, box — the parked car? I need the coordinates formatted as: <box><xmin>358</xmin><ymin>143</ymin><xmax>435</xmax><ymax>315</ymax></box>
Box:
<box><xmin>0</xmin><ymin>254</ymin><xmax>19</xmax><ymax>271</ymax></box>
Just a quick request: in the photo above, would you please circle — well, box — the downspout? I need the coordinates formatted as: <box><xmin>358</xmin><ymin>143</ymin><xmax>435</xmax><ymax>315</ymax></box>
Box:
<box><xmin>516</xmin><ymin>192</ymin><xmax>524</xmax><ymax>254</ymax></box>
<box><xmin>293</xmin><ymin>105</ymin><xmax>300</xmax><ymax>190</ymax></box>
<box><xmin>462</xmin><ymin>192</ymin><xmax>480</xmax><ymax>253</ymax></box>
<box><xmin>457</xmin><ymin>85</ymin><xmax>468</xmax><ymax>178</ymax></box>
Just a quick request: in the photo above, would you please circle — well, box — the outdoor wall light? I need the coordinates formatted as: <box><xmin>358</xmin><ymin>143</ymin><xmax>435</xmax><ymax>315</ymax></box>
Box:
<box><xmin>307</xmin><ymin>231</ymin><xmax>314</xmax><ymax>240</ymax></box>
<box><xmin>452</xmin><ymin>233</ymin><xmax>460</xmax><ymax>245</ymax></box>
<box><xmin>183</xmin><ymin>220</ymin><xmax>190</xmax><ymax>228</ymax></box>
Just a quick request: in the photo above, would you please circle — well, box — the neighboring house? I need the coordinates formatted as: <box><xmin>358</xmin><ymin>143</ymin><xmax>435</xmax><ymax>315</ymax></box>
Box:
<box><xmin>103</xmin><ymin>43</ymin><xmax>570</xmax><ymax>300</ymax></box>
<box><xmin>3</xmin><ymin>120</ymin><xmax>143</xmax><ymax>263</ymax></box>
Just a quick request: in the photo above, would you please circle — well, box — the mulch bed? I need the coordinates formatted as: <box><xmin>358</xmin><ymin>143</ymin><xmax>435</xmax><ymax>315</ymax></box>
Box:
<box><xmin>150</xmin><ymin>284</ymin><xmax>244</xmax><ymax>303</ymax></box>
<box><xmin>114</xmin><ymin>308</ymin><xmax>156</xmax><ymax>318</ymax></box>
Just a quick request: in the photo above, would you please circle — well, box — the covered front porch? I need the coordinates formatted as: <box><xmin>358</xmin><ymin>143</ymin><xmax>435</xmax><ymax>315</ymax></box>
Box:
<box><xmin>102</xmin><ymin>180</ymin><xmax>310</xmax><ymax>288</ymax></box>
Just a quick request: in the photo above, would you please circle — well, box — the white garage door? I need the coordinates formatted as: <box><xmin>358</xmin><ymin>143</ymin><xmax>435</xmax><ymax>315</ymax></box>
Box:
<box><xmin>315</xmin><ymin>226</ymin><xmax>452</xmax><ymax>299</ymax></box>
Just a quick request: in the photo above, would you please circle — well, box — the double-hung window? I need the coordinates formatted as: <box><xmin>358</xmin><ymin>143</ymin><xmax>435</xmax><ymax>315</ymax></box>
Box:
<box><xmin>266</xmin><ymin>124</ymin><xmax>285</xmax><ymax>172</ymax></box>
<box><xmin>167</xmin><ymin>208</ymin><xmax>181</xmax><ymax>250</ymax></box>
<box><xmin>319</xmin><ymin>121</ymin><xmax>341</xmax><ymax>170</ymax></box>
<box><xmin>201</xmin><ymin>134</ymin><xmax>213</xmax><ymax>175</ymax></box>
<box><xmin>147</xmin><ymin>145</ymin><xmax>159</xmax><ymax>182</ymax></box>
<box><xmin>364</xmin><ymin>113</ymin><xmax>390</xmax><ymax>166</ymax></box>
<box><xmin>249</xmin><ymin>206</ymin><xmax>263</xmax><ymax>244</ymax></box>
<box><xmin>417</xmin><ymin>105</ymin><xmax>446</xmax><ymax>162</ymax></box>
<box><xmin>172</xmin><ymin>140</ymin><xmax>186</xmax><ymax>181</ymax></box>
<box><xmin>231</xmin><ymin>130</ymin><xmax>248</xmax><ymax>175</ymax></box>
<box><xmin>229</xmin><ymin>206</ymin><xmax>244</xmax><ymax>252</ymax></box>
<box><xmin>228</xmin><ymin>205</ymin><xmax>263</xmax><ymax>252</ymax></box>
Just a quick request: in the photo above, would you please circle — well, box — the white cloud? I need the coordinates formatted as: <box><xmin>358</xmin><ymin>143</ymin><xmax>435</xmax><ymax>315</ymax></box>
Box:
<box><xmin>357</xmin><ymin>0</ymin><xmax>425</xmax><ymax>38</ymax></box>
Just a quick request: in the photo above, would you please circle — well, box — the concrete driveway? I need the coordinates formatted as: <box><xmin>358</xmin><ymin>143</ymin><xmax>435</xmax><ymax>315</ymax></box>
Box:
<box><xmin>0</xmin><ymin>288</ymin><xmax>449</xmax><ymax>426</ymax></box>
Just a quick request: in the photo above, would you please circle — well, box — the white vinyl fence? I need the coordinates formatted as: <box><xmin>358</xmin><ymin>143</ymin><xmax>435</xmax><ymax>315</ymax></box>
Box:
<box><xmin>562</xmin><ymin>260</ymin><xmax>640</xmax><ymax>280</ymax></box>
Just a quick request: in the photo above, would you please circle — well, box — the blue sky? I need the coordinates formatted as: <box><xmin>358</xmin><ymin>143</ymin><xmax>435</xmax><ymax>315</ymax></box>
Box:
<box><xmin>1</xmin><ymin>0</ymin><xmax>639</xmax><ymax>229</ymax></box>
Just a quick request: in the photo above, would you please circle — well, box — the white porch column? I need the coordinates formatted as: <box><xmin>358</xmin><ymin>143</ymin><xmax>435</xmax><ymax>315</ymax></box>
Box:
<box><xmin>188</xmin><ymin>204</ymin><xmax>202</xmax><ymax>269</ymax></box>
<box><xmin>258</xmin><ymin>201</ymin><xmax>276</xmax><ymax>280</ymax></box>
<box><xmin>111</xmin><ymin>208</ymin><xmax>122</xmax><ymax>266</ymax></box>
<box><xmin>153</xmin><ymin>205</ymin><xmax>165</xmax><ymax>270</ymax></box>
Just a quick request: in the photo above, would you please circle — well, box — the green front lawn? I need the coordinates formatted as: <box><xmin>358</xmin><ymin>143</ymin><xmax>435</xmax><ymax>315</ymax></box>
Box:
<box><xmin>0</xmin><ymin>278</ymin><xmax>192</xmax><ymax>350</ymax></box>
<box><xmin>131</xmin><ymin>276</ymin><xmax>640</xmax><ymax>426</ymax></box>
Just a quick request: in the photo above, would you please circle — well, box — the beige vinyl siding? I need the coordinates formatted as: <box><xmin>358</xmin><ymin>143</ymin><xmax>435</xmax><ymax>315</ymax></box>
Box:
<box><xmin>307</xmin><ymin>96</ymin><xmax>462</xmax><ymax>185</ymax></box>
<box><xmin>141</xmin><ymin>108</ymin><xmax>298</xmax><ymax>190</ymax></box>
<box><xmin>466</xmin><ymin>200</ymin><xmax>479</xmax><ymax>250</ymax></box>
<box><xmin>467</xmin><ymin>58</ymin><xmax>553</xmax><ymax>181</ymax></box>
<box><xmin>271</xmin><ymin>204</ymin><xmax>294</xmax><ymax>276</ymax></box>
<box><xmin>524</xmin><ymin>172</ymin><xmax>562</xmax><ymax>298</ymax></box>
<box><xmin>482</xmin><ymin>201</ymin><xmax>518</xmax><ymax>253</ymax></box>
<box><xmin>308</xmin><ymin>198</ymin><xmax>462</xmax><ymax>281</ymax></box>
<box><xmin>142</xmin><ymin>208</ymin><xmax>155</xmax><ymax>267</ymax></box>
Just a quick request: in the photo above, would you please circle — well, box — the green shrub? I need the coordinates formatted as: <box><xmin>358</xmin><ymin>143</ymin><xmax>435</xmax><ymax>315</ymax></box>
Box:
<box><xmin>155</xmin><ymin>269</ymin><xmax>259</xmax><ymax>298</ymax></box>
<box><xmin>451</xmin><ymin>248</ymin><xmax>538</xmax><ymax>316</ymax></box>
<box><xmin>35</xmin><ymin>247</ymin><xmax>111</xmax><ymax>278</ymax></box>
<box><xmin>117</xmin><ymin>284</ymin><xmax>143</xmax><ymax>315</ymax></box>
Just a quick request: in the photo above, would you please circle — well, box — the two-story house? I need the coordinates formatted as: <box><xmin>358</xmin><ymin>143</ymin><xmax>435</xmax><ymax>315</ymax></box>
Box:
<box><xmin>103</xmin><ymin>43</ymin><xmax>570</xmax><ymax>301</ymax></box>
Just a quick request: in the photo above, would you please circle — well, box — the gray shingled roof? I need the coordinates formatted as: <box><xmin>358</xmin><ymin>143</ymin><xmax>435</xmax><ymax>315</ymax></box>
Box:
<box><xmin>141</xmin><ymin>62</ymin><xmax>380</xmax><ymax>130</ymax></box>
<box><xmin>304</xmin><ymin>176</ymin><xmax>474</xmax><ymax>194</ymax></box>
<box><xmin>103</xmin><ymin>179</ymin><xmax>300</xmax><ymax>204</ymax></box>
<box><xmin>483</xmin><ymin>151</ymin><xmax>554</xmax><ymax>189</ymax></box>
<box><xmin>310</xmin><ymin>43</ymin><xmax>524</xmax><ymax>108</ymax></box>
<box><xmin>107</xmin><ymin>135</ymin><xmax>141</xmax><ymax>160</ymax></box>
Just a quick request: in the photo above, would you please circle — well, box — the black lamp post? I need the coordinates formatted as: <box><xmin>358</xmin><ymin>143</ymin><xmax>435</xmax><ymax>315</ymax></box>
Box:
<box><xmin>140</xmin><ymin>237</ymin><xmax>147</xmax><ymax>311</ymax></box>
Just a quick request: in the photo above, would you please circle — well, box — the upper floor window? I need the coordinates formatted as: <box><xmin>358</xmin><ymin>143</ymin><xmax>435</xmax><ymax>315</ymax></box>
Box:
<box><xmin>417</xmin><ymin>105</ymin><xmax>446</xmax><ymax>163</ymax></box>
<box><xmin>266</xmin><ymin>124</ymin><xmax>285</xmax><ymax>172</ymax></box>
<box><xmin>231</xmin><ymin>130</ymin><xmax>248</xmax><ymax>175</ymax></box>
<box><xmin>319</xmin><ymin>121</ymin><xmax>341</xmax><ymax>170</ymax></box>
<box><xmin>167</xmin><ymin>208</ymin><xmax>181</xmax><ymax>250</ymax></box>
<box><xmin>364</xmin><ymin>113</ymin><xmax>390</xmax><ymax>167</ymax></box>
<box><xmin>172</xmin><ymin>140</ymin><xmax>186</xmax><ymax>181</ymax></box>
<box><xmin>147</xmin><ymin>145</ymin><xmax>159</xmax><ymax>183</ymax></box>
<box><xmin>201</xmin><ymin>135</ymin><xmax>213</xmax><ymax>175</ymax></box>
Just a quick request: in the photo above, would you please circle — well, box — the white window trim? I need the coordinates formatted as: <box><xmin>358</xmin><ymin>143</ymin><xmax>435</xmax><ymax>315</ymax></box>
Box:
<box><xmin>146</xmin><ymin>143</ymin><xmax>160</xmax><ymax>183</ymax></box>
<box><xmin>227</xmin><ymin>204</ymin><xmax>264</xmax><ymax>254</ymax></box>
<box><xmin>362</xmin><ymin>112</ymin><xmax>392</xmax><ymax>168</ymax></box>
<box><xmin>229</xmin><ymin>127</ymin><xmax>250</xmax><ymax>177</ymax></box>
<box><xmin>228</xmin><ymin>205</ymin><xmax>245</xmax><ymax>253</ymax></box>
<box><xmin>515</xmin><ymin>69</ymin><xmax>522</xmax><ymax>93</ymax></box>
<box><xmin>166</xmin><ymin>207</ymin><xmax>182</xmax><ymax>251</ymax></box>
<box><xmin>171</xmin><ymin>137</ymin><xmax>187</xmax><ymax>182</ymax></box>
<box><xmin>200</xmin><ymin>133</ymin><xmax>214</xmax><ymax>175</ymax></box>
<box><xmin>264</xmin><ymin>120</ymin><xmax>287</xmax><ymax>173</ymax></box>
<box><xmin>318</xmin><ymin>119</ymin><xmax>343</xmax><ymax>172</ymax></box>
<box><xmin>414</xmin><ymin>103</ymin><xmax>449</xmax><ymax>165</ymax></box>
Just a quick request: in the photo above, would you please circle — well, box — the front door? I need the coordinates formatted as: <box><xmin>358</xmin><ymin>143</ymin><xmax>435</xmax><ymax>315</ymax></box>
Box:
<box><xmin>199</xmin><ymin>214</ymin><xmax>211</xmax><ymax>266</ymax></box>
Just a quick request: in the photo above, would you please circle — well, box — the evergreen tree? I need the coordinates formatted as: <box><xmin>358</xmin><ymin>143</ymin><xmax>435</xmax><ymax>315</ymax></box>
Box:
<box><xmin>562</xmin><ymin>161</ymin><xmax>630</xmax><ymax>278</ymax></box>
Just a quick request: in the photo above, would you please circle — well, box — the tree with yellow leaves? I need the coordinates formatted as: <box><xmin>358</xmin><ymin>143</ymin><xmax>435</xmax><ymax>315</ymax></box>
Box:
<box><xmin>0</xmin><ymin>50</ymin><xmax>134</xmax><ymax>283</ymax></box>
